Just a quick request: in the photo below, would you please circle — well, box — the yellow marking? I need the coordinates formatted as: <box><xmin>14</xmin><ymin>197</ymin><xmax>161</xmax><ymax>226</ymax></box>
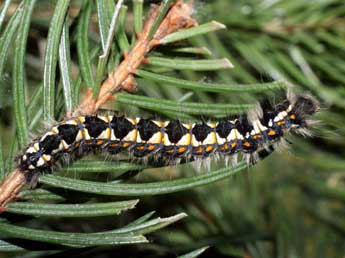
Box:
<box><xmin>98</xmin><ymin>115</ymin><xmax>109</xmax><ymax>123</ymax></box>
<box><xmin>77</xmin><ymin>116</ymin><xmax>85</xmax><ymax>123</ymax></box>
<box><xmin>183</xmin><ymin>123</ymin><xmax>192</xmax><ymax>130</ymax></box>
<box><xmin>203</xmin><ymin>132</ymin><xmax>217</xmax><ymax>145</ymax></box>
<box><xmin>206</xmin><ymin>146</ymin><xmax>213</xmax><ymax>152</ymax></box>
<box><xmin>83</xmin><ymin>128</ymin><xmax>91</xmax><ymax>140</ymax></box>
<box><xmin>177</xmin><ymin>133</ymin><xmax>191</xmax><ymax>146</ymax></box>
<box><xmin>42</xmin><ymin>154</ymin><xmax>51</xmax><ymax>162</ymax></box>
<box><xmin>51</xmin><ymin>126</ymin><xmax>59</xmax><ymax>134</ymax></box>
<box><xmin>191</xmin><ymin>135</ymin><xmax>200</xmax><ymax>147</ymax></box>
<box><xmin>290</xmin><ymin>114</ymin><xmax>296</xmax><ymax>120</ymax></box>
<box><xmin>123</xmin><ymin>129</ymin><xmax>137</xmax><ymax>142</ymax></box>
<box><xmin>76</xmin><ymin>130</ymin><xmax>84</xmax><ymax>142</ymax></box>
<box><xmin>98</xmin><ymin>128</ymin><xmax>111</xmax><ymax>139</ymax></box>
<box><xmin>147</xmin><ymin>132</ymin><xmax>162</xmax><ymax>144</ymax></box>
<box><xmin>152</xmin><ymin>120</ymin><xmax>163</xmax><ymax>127</ymax></box>
<box><xmin>33</xmin><ymin>143</ymin><xmax>40</xmax><ymax>151</ymax></box>
<box><xmin>163</xmin><ymin>133</ymin><xmax>172</xmax><ymax>146</ymax></box>
<box><xmin>207</xmin><ymin>123</ymin><xmax>217</xmax><ymax>128</ymax></box>
<box><xmin>127</xmin><ymin>118</ymin><xmax>137</xmax><ymax>125</ymax></box>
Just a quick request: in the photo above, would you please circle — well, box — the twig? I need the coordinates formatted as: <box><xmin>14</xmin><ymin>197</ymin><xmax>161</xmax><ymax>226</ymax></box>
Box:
<box><xmin>72</xmin><ymin>0</ymin><xmax>196</xmax><ymax>116</ymax></box>
<box><xmin>0</xmin><ymin>0</ymin><xmax>196</xmax><ymax>209</ymax></box>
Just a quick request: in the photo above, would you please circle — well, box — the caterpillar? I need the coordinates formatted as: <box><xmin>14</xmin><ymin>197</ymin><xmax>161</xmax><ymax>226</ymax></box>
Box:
<box><xmin>17</xmin><ymin>93</ymin><xmax>319</xmax><ymax>182</ymax></box>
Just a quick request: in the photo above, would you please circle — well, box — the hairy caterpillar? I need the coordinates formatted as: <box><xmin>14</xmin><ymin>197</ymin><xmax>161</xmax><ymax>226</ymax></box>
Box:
<box><xmin>17</xmin><ymin>93</ymin><xmax>319</xmax><ymax>183</ymax></box>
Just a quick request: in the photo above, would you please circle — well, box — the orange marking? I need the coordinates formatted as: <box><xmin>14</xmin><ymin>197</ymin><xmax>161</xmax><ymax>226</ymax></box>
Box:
<box><xmin>243</xmin><ymin>141</ymin><xmax>251</xmax><ymax>147</ymax></box>
<box><xmin>178</xmin><ymin>147</ymin><xmax>187</xmax><ymax>153</ymax></box>
<box><xmin>223</xmin><ymin>143</ymin><xmax>229</xmax><ymax>150</ymax></box>
<box><xmin>111</xmin><ymin>143</ymin><xmax>119</xmax><ymax>147</ymax></box>
<box><xmin>231</xmin><ymin>141</ymin><xmax>237</xmax><ymax>149</ymax></box>
<box><xmin>166</xmin><ymin>149</ymin><xmax>175</xmax><ymax>154</ymax></box>
<box><xmin>75</xmin><ymin>143</ymin><xmax>80</xmax><ymax>148</ymax></box>
<box><xmin>290</xmin><ymin>114</ymin><xmax>296</xmax><ymax>120</ymax></box>
<box><xmin>122</xmin><ymin>142</ymin><xmax>130</xmax><ymax>148</ymax></box>
<box><xmin>147</xmin><ymin>145</ymin><xmax>156</xmax><ymax>151</ymax></box>
<box><xmin>277</xmin><ymin>120</ymin><xmax>285</xmax><ymax>126</ymax></box>
<box><xmin>136</xmin><ymin>145</ymin><xmax>145</xmax><ymax>151</ymax></box>
<box><xmin>97</xmin><ymin>139</ymin><xmax>103</xmax><ymax>145</ymax></box>
<box><xmin>194</xmin><ymin>146</ymin><xmax>203</xmax><ymax>154</ymax></box>
<box><xmin>206</xmin><ymin>146</ymin><xmax>213</xmax><ymax>152</ymax></box>
<box><xmin>253</xmin><ymin>134</ymin><xmax>261</xmax><ymax>140</ymax></box>
<box><xmin>268</xmin><ymin>130</ymin><xmax>276</xmax><ymax>136</ymax></box>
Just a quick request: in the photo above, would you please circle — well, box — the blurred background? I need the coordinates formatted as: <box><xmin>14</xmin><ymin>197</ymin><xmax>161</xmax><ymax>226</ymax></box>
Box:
<box><xmin>0</xmin><ymin>0</ymin><xmax>344</xmax><ymax>257</ymax></box>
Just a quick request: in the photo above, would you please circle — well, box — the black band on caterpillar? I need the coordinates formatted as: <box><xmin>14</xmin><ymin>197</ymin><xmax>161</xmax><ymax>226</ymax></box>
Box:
<box><xmin>17</xmin><ymin>94</ymin><xmax>319</xmax><ymax>175</ymax></box>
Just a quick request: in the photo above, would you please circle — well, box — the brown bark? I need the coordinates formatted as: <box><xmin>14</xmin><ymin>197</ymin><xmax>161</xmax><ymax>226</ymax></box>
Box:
<box><xmin>0</xmin><ymin>0</ymin><xmax>196</xmax><ymax>210</ymax></box>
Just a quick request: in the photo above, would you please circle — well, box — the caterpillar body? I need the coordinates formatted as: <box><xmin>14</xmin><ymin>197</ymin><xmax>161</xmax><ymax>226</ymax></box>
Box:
<box><xmin>18</xmin><ymin>94</ymin><xmax>319</xmax><ymax>179</ymax></box>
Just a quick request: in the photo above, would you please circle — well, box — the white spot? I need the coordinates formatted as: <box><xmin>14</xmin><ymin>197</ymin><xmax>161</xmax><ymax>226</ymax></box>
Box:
<box><xmin>229</xmin><ymin>129</ymin><xmax>243</xmax><ymax>140</ymax></box>
<box><xmin>61</xmin><ymin>140</ymin><xmax>70</xmax><ymax>150</ymax></box>
<box><xmin>22</xmin><ymin>155</ymin><xmax>27</xmax><ymax>161</ymax></box>
<box><xmin>75</xmin><ymin>130</ymin><xmax>84</xmax><ymax>142</ymax></box>
<box><xmin>33</xmin><ymin>143</ymin><xmax>40</xmax><ymax>151</ymax></box>
<box><xmin>65</xmin><ymin>119</ymin><xmax>78</xmax><ymax>125</ymax></box>
<box><xmin>268</xmin><ymin>119</ymin><xmax>273</xmax><ymax>127</ymax></box>
<box><xmin>40</xmin><ymin>132</ymin><xmax>56</xmax><ymax>142</ymax></box>
<box><xmin>28</xmin><ymin>165</ymin><xmax>35</xmax><ymax>170</ymax></box>
<box><xmin>252</xmin><ymin>120</ymin><xmax>267</xmax><ymax>133</ymax></box>
<box><xmin>26</xmin><ymin>147</ymin><xmax>37</xmax><ymax>154</ymax></box>
<box><xmin>110</xmin><ymin>129</ymin><xmax>118</xmax><ymax>141</ymax></box>
<box><xmin>216</xmin><ymin>133</ymin><xmax>226</xmax><ymax>144</ymax></box>
<box><xmin>36</xmin><ymin>157</ymin><xmax>45</xmax><ymax>167</ymax></box>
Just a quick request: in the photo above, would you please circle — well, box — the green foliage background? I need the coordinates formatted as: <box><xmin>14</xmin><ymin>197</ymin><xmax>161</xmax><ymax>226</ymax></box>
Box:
<box><xmin>0</xmin><ymin>0</ymin><xmax>344</xmax><ymax>257</ymax></box>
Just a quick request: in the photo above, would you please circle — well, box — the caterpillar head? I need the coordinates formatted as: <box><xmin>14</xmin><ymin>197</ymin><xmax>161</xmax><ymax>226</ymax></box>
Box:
<box><xmin>289</xmin><ymin>94</ymin><xmax>320</xmax><ymax>133</ymax></box>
